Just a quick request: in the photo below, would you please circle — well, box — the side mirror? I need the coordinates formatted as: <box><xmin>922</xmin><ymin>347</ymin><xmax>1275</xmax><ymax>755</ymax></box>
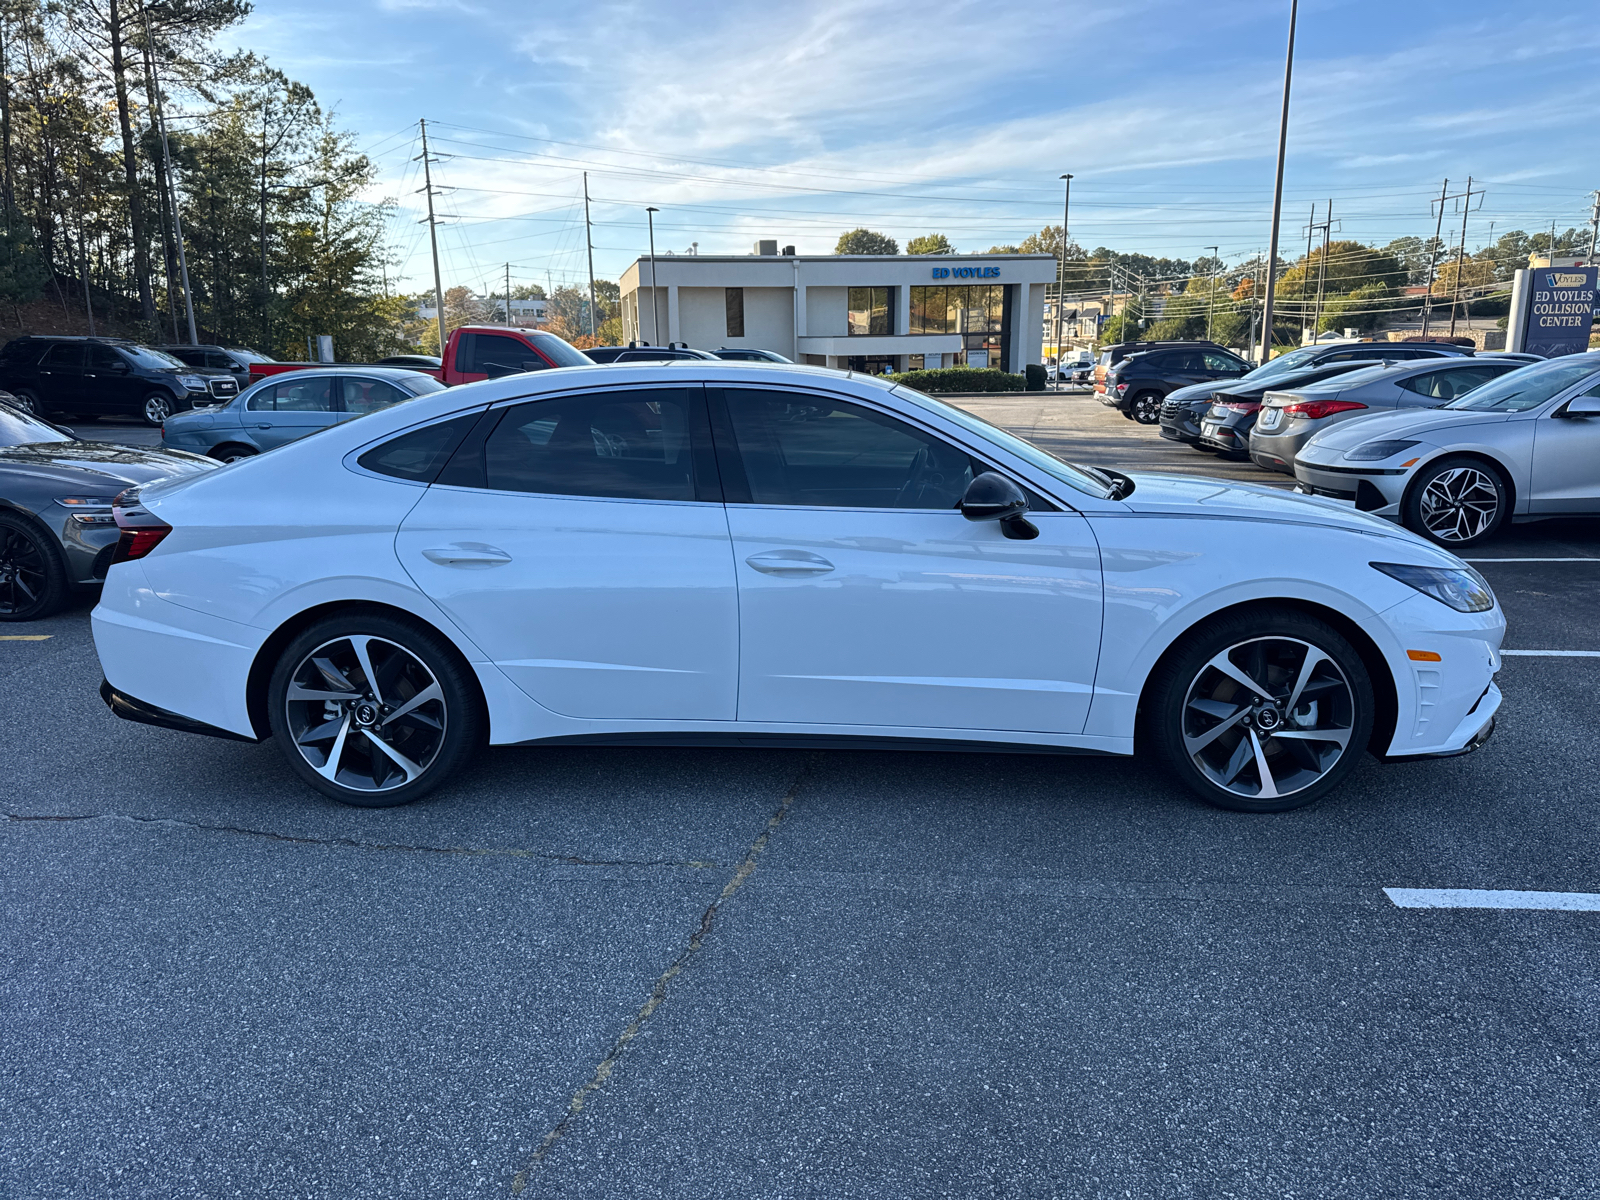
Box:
<box><xmin>1561</xmin><ymin>394</ymin><xmax>1600</xmax><ymax>418</ymax></box>
<box><xmin>959</xmin><ymin>472</ymin><xmax>1038</xmax><ymax>540</ymax></box>
<box><xmin>109</xmin><ymin>361</ymin><xmax>129</xmax><ymax>374</ymax></box>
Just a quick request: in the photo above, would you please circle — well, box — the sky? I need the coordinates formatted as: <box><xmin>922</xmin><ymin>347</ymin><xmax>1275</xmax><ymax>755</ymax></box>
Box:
<box><xmin>229</xmin><ymin>0</ymin><xmax>1600</xmax><ymax>296</ymax></box>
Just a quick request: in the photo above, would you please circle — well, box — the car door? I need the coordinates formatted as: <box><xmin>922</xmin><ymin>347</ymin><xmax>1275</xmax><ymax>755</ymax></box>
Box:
<box><xmin>248</xmin><ymin>374</ymin><xmax>339</xmax><ymax>449</ymax></box>
<box><xmin>35</xmin><ymin>343</ymin><xmax>85</xmax><ymax>411</ymax></box>
<box><xmin>395</xmin><ymin>384</ymin><xmax>739</xmax><ymax>720</ymax></box>
<box><xmin>83</xmin><ymin>344</ymin><xmax>139</xmax><ymax>415</ymax></box>
<box><xmin>1530</xmin><ymin>375</ymin><xmax>1600</xmax><ymax>513</ymax></box>
<box><xmin>1155</xmin><ymin>351</ymin><xmax>1207</xmax><ymax>390</ymax></box>
<box><xmin>712</xmin><ymin>385</ymin><xmax>1104</xmax><ymax>734</ymax></box>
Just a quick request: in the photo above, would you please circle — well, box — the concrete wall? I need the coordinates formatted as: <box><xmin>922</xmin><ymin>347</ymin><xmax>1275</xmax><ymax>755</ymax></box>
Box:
<box><xmin>807</xmin><ymin>287</ymin><xmax>848</xmax><ymax>337</ymax></box>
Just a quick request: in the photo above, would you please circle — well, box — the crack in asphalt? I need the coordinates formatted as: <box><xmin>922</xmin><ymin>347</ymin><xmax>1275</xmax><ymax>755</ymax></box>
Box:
<box><xmin>0</xmin><ymin>811</ymin><xmax>719</xmax><ymax>869</ymax></box>
<box><xmin>509</xmin><ymin>757</ymin><xmax>816</xmax><ymax>1194</ymax></box>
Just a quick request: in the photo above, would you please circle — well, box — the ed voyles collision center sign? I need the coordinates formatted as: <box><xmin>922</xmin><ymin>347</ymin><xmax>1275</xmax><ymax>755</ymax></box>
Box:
<box><xmin>1510</xmin><ymin>265</ymin><xmax>1598</xmax><ymax>358</ymax></box>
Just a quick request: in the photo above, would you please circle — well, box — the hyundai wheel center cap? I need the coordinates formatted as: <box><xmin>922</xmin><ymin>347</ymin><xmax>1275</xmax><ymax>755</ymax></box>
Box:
<box><xmin>355</xmin><ymin>702</ymin><xmax>380</xmax><ymax>726</ymax></box>
<box><xmin>1255</xmin><ymin>706</ymin><xmax>1282</xmax><ymax>731</ymax></box>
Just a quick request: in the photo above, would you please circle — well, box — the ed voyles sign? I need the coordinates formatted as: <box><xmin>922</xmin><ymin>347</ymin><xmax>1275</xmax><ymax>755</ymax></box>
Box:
<box><xmin>1512</xmin><ymin>265</ymin><xmax>1598</xmax><ymax>358</ymax></box>
<box><xmin>932</xmin><ymin>266</ymin><xmax>1001</xmax><ymax>279</ymax></box>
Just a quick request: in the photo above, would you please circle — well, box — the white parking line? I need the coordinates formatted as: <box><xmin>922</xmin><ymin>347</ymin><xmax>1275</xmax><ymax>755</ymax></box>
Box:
<box><xmin>0</xmin><ymin>635</ymin><xmax>51</xmax><ymax>641</ymax></box>
<box><xmin>1501</xmin><ymin>650</ymin><xmax>1600</xmax><ymax>657</ymax></box>
<box><xmin>1464</xmin><ymin>557</ymin><xmax>1600</xmax><ymax>563</ymax></box>
<box><xmin>1386</xmin><ymin>888</ymin><xmax>1600</xmax><ymax>911</ymax></box>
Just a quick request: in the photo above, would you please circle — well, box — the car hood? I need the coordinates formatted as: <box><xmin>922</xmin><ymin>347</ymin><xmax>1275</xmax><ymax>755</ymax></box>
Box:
<box><xmin>0</xmin><ymin>440</ymin><xmax>217</xmax><ymax>490</ymax></box>
<box><xmin>1301</xmin><ymin>406</ymin><xmax>1511</xmax><ymax>453</ymax></box>
<box><xmin>1118</xmin><ymin>471</ymin><xmax>1445</xmax><ymax>549</ymax></box>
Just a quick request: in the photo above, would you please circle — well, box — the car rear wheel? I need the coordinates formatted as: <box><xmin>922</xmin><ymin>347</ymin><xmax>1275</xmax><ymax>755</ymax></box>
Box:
<box><xmin>209</xmin><ymin>443</ymin><xmax>257</xmax><ymax>464</ymax></box>
<box><xmin>1148</xmin><ymin>609</ymin><xmax>1374</xmax><ymax>813</ymax></box>
<box><xmin>1130</xmin><ymin>391</ymin><xmax>1163</xmax><ymax>424</ymax></box>
<box><xmin>1402</xmin><ymin>456</ymin><xmax>1507</xmax><ymax>548</ymax></box>
<box><xmin>267</xmin><ymin>613</ymin><xmax>484</xmax><ymax>807</ymax></box>
<box><xmin>0</xmin><ymin>510</ymin><xmax>68</xmax><ymax>622</ymax></box>
<box><xmin>141</xmin><ymin>391</ymin><xmax>175</xmax><ymax>426</ymax></box>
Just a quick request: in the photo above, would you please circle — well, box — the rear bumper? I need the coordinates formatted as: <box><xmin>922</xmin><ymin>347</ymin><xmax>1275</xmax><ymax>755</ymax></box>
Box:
<box><xmin>100</xmin><ymin>678</ymin><xmax>262</xmax><ymax>742</ymax></box>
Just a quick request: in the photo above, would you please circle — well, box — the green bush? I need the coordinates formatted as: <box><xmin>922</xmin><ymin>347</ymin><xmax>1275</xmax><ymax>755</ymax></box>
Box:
<box><xmin>886</xmin><ymin>365</ymin><xmax>1027</xmax><ymax>393</ymax></box>
<box><xmin>1024</xmin><ymin>363</ymin><xmax>1047</xmax><ymax>391</ymax></box>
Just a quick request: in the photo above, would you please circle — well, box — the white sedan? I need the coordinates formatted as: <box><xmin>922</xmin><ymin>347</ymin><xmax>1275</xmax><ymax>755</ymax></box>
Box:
<box><xmin>1294</xmin><ymin>352</ymin><xmax>1600</xmax><ymax>547</ymax></box>
<box><xmin>93</xmin><ymin>362</ymin><xmax>1503</xmax><ymax>813</ymax></box>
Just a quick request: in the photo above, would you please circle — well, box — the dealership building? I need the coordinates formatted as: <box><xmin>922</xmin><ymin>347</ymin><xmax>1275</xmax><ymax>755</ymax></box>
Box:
<box><xmin>618</xmin><ymin>244</ymin><xmax>1058</xmax><ymax>373</ymax></box>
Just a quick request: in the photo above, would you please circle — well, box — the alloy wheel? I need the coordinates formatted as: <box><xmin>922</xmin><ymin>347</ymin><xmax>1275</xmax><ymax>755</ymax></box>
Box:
<box><xmin>283</xmin><ymin>635</ymin><xmax>448</xmax><ymax>794</ymax></box>
<box><xmin>11</xmin><ymin>391</ymin><xmax>35</xmax><ymax>414</ymax></box>
<box><xmin>0</xmin><ymin>524</ymin><xmax>48</xmax><ymax>616</ymax></box>
<box><xmin>143</xmin><ymin>393</ymin><xmax>173</xmax><ymax>425</ymax></box>
<box><xmin>1418</xmin><ymin>466</ymin><xmax>1500</xmax><ymax>542</ymax></box>
<box><xmin>1181</xmin><ymin>636</ymin><xmax>1356</xmax><ymax>801</ymax></box>
<box><xmin>1132</xmin><ymin>392</ymin><xmax>1162</xmax><ymax>424</ymax></box>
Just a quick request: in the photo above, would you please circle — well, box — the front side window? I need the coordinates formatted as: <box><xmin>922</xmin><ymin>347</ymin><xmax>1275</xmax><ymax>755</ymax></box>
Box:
<box><xmin>88</xmin><ymin>345</ymin><xmax>125</xmax><ymax>370</ymax></box>
<box><xmin>725</xmin><ymin>288</ymin><xmax>745</xmax><ymax>338</ymax></box>
<box><xmin>341</xmin><ymin>377</ymin><xmax>413</xmax><ymax>416</ymax></box>
<box><xmin>847</xmin><ymin>287</ymin><xmax>892</xmax><ymax>336</ymax></box>
<box><xmin>1205</xmin><ymin>352</ymin><xmax>1245</xmax><ymax>372</ymax></box>
<box><xmin>477</xmin><ymin>388</ymin><xmax>698</xmax><ymax>501</ymax></box>
<box><xmin>719</xmin><ymin>388</ymin><xmax>984</xmax><ymax>509</ymax></box>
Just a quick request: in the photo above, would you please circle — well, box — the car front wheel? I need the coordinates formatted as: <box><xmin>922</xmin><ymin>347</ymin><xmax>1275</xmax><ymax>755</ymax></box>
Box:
<box><xmin>11</xmin><ymin>388</ymin><xmax>40</xmax><ymax>415</ymax></box>
<box><xmin>267</xmin><ymin>613</ymin><xmax>484</xmax><ymax>807</ymax></box>
<box><xmin>1130</xmin><ymin>391</ymin><xmax>1163</xmax><ymax>424</ymax></box>
<box><xmin>1149</xmin><ymin>609</ymin><xmax>1375</xmax><ymax>813</ymax></box>
<box><xmin>1402</xmin><ymin>456</ymin><xmax>1507</xmax><ymax>547</ymax></box>
<box><xmin>142</xmin><ymin>391</ymin><xmax>175</xmax><ymax>426</ymax></box>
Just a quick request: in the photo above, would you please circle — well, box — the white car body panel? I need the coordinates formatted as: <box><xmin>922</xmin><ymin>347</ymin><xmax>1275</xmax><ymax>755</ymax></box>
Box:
<box><xmin>92</xmin><ymin>362</ymin><xmax>1504</xmax><ymax>764</ymax></box>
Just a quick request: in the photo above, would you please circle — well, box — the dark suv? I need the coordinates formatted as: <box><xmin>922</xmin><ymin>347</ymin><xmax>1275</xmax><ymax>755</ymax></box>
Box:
<box><xmin>156</xmin><ymin>344</ymin><xmax>276</xmax><ymax>388</ymax></box>
<box><xmin>1158</xmin><ymin>341</ymin><xmax>1472</xmax><ymax>448</ymax></box>
<box><xmin>0</xmin><ymin>336</ymin><xmax>239</xmax><ymax>426</ymax></box>
<box><xmin>585</xmin><ymin>342</ymin><xmax>719</xmax><ymax>363</ymax></box>
<box><xmin>1103</xmin><ymin>346</ymin><xmax>1251</xmax><ymax>423</ymax></box>
<box><xmin>1093</xmin><ymin>339</ymin><xmax>1231</xmax><ymax>398</ymax></box>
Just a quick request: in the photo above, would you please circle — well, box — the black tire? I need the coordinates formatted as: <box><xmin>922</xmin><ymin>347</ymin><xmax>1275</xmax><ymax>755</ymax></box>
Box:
<box><xmin>1401</xmin><ymin>455</ymin><xmax>1508</xmax><ymax>548</ymax></box>
<box><xmin>267</xmin><ymin>612</ymin><xmax>484</xmax><ymax>807</ymax></box>
<box><xmin>141</xmin><ymin>390</ymin><xmax>176</xmax><ymax>426</ymax></box>
<box><xmin>209</xmin><ymin>443</ymin><xmax>258</xmax><ymax>464</ymax></box>
<box><xmin>0</xmin><ymin>509</ymin><xmax>69</xmax><ymax>622</ymax></box>
<box><xmin>11</xmin><ymin>388</ymin><xmax>41</xmax><ymax>416</ymax></box>
<box><xmin>1147</xmin><ymin>607</ymin><xmax>1375</xmax><ymax>813</ymax></box>
<box><xmin>1130</xmin><ymin>391</ymin><xmax>1163</xmax><ymax>425</ymax></box>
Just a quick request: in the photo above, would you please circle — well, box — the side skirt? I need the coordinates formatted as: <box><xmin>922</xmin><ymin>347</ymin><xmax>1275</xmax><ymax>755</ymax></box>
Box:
<box><xmin>512</xmin><ymin>730</ymin><xmax>1123</xmax><ymax>756</ymax></box>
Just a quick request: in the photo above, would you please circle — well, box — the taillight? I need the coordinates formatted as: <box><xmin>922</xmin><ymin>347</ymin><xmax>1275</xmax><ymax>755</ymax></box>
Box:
<box><xmin>110</xmin><ymin>487</ymin><xmax>173</xmax><ymax>565</ymax></box>
<box><xmin>1278</xmin><ymin>399</ymin><xmax>1369</xmax><ymax>420</ymax></box>
<box><xmin>1219</xmin><ymin>401</ymin><xmax>1261</xmax><ymax>413</ymax></box>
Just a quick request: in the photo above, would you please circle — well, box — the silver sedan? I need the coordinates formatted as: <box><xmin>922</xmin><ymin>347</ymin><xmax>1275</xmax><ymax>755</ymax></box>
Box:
<box><xmin>1294</xmin><ymin>352</ymin><xmax>1600</xmax><ymax>547</ymax></box>
<box><xmin>1249</xmin><ymin>357</ymin><xmax>1526</xmax><ymax>475</ymax></box>
<box><xmin>159</xmin><ymin>367</ymin><xmax>445</xmax><ymax>462</ymax></box>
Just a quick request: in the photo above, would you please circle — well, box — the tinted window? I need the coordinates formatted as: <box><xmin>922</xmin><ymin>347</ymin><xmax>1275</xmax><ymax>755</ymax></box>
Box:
<box><xmin>479</xmin><ymin>389</ymin><xmax>697</xmax><ymax>501</ymax></box>
<box><xmin>340</xmin><ymin>376</ymin><xmax>413</xmax><ymax>416</ymax></box>
<box><xmin>166</xmin><ymin>347</ymin><xmax>206</xmax><ymax>366</ymax></box>
<box><xmin>726</xmin><ymin>288</ymin><xmax>744</xmax><ymax>338</ymax></box>
<box><xmin>523</xmin><ymin>331</ymin><xmax>593</xmax><ymax>368</ymax></box>
<box><xmin>249</xmin><ymin>376</ymin><xmax>334</xmax><ymax>412</ymax></box>
<box><xmin>122</xmin><ymin>345</ymin><xmax>186</xmax><ymax>369</ymax></box>
<box><xmin>1204</xmin><ymin>352</ymin><xmax>1245</xmax><ymax>371</ymax></box>
<box><xmin>88</xmin><ymin>345</ymin><xmax>124</xmax><ymax>369</ymax></box>
<box><xmin>720</xmin><ymin>388</ymin><xmax>984</xmax><ymax>509</ymax></box>
<box><xmin>205</xmin><ymin>351</ymin><xmax>236</xmax><ymax>369</ymax></box>
<box><xmin>1167</xmin><ymin>352</ymin><xmax>1204</xmax><ymax>371</ymax></box>
<box><xmin>468</xmin><ymin>333</ymin><xmax>548</xmax><ymax>375</ymax></box>
<box><xmin>357</xmin><ymin>412</ymin><xmax>480</xmax><ymax>483</ymax></box>
<box><xmin>42</xmin><ymin>343</ymin><xmax>85</xmax><ymax>367</ymax></box>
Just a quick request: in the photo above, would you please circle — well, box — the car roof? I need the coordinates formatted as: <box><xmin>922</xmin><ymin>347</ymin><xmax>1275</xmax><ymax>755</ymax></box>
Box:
<box><xmin>245</xmin><ymin>366</ymin><xmax>433</xmax><ymax>382</ymax></box>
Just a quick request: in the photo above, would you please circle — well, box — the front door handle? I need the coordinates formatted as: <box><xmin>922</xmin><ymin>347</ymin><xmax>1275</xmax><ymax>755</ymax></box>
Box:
<box><xmin>255</xmin><ymin>423</ymin><xmax>272</xmax><ymax>429</ymax></box>
<box><xmin>421</xmin><ymin>545</ymin><xmax>512</xmax><ymax>567</ymax></box>
<box><xmin>745</xmin><ymin>549</ymin><xmax>835</xmax><ymax>576</ymax></box>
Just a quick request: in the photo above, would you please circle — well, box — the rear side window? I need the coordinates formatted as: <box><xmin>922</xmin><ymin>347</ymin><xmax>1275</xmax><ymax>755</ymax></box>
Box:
<box><xmin>357</xmin><ymin>412</ymin><xmax>480</xmax><ymax>483</ymax></box>
<box><xmin>340</xmin><ymin>377</ymin><xmax>413</xmax><ymax>416</ymax></box>
<box><xmin>168</xmin><ymin>347</ymin><xmax>206</xmax><ymax>366</ymax></box>
<box><xmin>42</xmin><ymin>343</ymin><xmax>85</xmax><ymax>367</ymax></box>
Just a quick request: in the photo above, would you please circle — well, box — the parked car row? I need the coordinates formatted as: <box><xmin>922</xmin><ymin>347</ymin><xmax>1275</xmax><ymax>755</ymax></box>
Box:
<box><xmin>0</xmin><ymin>336</ymin><xmax>248</xmax><ymax>425</ymax></box>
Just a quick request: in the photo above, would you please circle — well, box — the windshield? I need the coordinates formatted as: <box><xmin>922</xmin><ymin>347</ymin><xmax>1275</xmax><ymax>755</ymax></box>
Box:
<box><xmin>0</xmin><ymin>401</ymin><xmax>72</xmax><ymax>446</ymax></box>
<box><xmin>525</xmin><ymin>331</ymin><xmax>594</xmax><ymax>368</ymax></box>
<box><xmin>122</xmin><ymin>345</ymin><xmax>187</xmax><ymax>369</ymax></box>
<box><xmin>1442</xmin><ymin>356</ymin><xmax>1600</xmax><ymax>412</ymax></box>
<box><xmin>893</xmin><ymin>385</ymin><xmax>1113</xmax><ymax>499</ymax></box>
<box><xmin>1245</xmin><ymin>347</ymin><xmax>1323</xmax><ymax>381</ymax></box>
<box><xmin>404</xmin><ymin>376</ymin><xmax>447</xmax><ymax>395</ymax></box>
<box><xmin>229</xmin><ymin>347</ymin><xmax>275</xmax><ymax>363</ymax></box>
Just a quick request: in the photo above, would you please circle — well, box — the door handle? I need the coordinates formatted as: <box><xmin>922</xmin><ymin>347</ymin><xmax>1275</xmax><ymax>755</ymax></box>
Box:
<box><xmin>421</xmin><ymin>545</ymin><xmax>512</xmax><ymax>567</ymax></box>
<box><xmin>255</xmin><ymin>423</ymin><xmax>272</xmax><ymax>429</ymax></box>
<box><xmin>744</xmin><ymin>549</ymin><xmax>834</xmax><ymax>576</ymax></box>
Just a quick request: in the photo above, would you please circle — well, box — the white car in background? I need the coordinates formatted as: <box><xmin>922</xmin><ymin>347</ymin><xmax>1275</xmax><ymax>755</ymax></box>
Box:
<box><xmin>93</xmin><ymin>363</ymin><xmax>1502</xmax><ymax>814</ymax></box>
<box><xmin>1294</xmin><ymin>352</ymin><xmax>1600</xmax><ymax>547</ymax></box>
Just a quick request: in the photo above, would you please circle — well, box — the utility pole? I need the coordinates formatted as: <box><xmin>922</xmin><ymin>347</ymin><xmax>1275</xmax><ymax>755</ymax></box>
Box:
<box><xmin>143</xmin><ymin>41</ymin><xmax>196</xmax><ymax>344</ymax></box>
<box><xmin>418</xmin><ymin>118</ymin><xmax>446</xmax><ymax>359</ymax></box>
<box><xmin>1300</xmin><ymin>203</ymin><xmax>1316</xmax><ymax>344</ymax></box>
<box><xmin>1420</xmin><ymin>178</ymin><xmax>1450</xmax><ymax>336</ymax></box>
<box><xmin>1054</xmin><ymin>174</ymin><xmax>1073</xmax><ymax>385</ymax></box>
<box><xmin>1258</xmin><ymin>0</ymin><xmax>1299</xmax><ymax>363</ymax></box>
<box><xmin>583</xmin><ymin>171</ymin><xmax>598</xmax><ymax>340</ymax></box>
<box><xmin>1446</xmin><ymin>177</ymin><xmax>1481</xmax><ymax>337</ymax></box>
<box><xmin>504</xmin><ymin>262</ymin><xmax>512</xmax><ymax>324</ymax></box>
<box><xmin>1588</xmin><ymin>191</ymin><xmax>1600</xmax><ymax>262</ymax></box>
<box><xmin>645</xmin><ymin>206</ymin><xmax>660</xmax><ymax>344</ymax></box>
<box><xmin>1204</xmin><ymin>244</ymin><xmax>1218</xmax><ymax>343</ymax></box>
<box><xmin>1312</xmin><ymin>201</ymin><xmax>1337</xmax><ymax>337</ymax></box>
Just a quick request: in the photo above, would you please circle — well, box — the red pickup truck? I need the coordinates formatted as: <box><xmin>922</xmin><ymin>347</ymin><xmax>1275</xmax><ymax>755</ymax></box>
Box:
<box><xmin>246</xmin><ymin>326</ymin><xmax>592</xmax><ymax>385</ymax></box>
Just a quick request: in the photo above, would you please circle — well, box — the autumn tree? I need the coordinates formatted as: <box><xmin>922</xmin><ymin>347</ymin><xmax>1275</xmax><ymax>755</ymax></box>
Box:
<box><xmin>835</xmin><ymin>228</ymin><xmax>897</xmax><ymax>255</ymax></box>
<box><xmin>907</xmin><ymin>233</ymin><xmax>953</xmax><ymax>255</ymax></box>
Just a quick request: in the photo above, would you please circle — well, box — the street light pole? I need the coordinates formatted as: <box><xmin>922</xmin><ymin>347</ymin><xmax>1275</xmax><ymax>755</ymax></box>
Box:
<box><xmin>1258</xmin><ymin>0</ymin><xmax>1299</xmax><ymax>364</ymax></box>
<box><xmin>1055</xmin><ymin>173</ymin><xmax>1072</xmax><ymax>387</ymax></box>
<box><xmin>1204</xmin><ymin>244</ymin><xmax>1219</xmax><ymax>343</ymax></box>
<box><xmin>645</xmin><ymin>206</ymin><xmax>660</xmax><ymax>344</ymax></box>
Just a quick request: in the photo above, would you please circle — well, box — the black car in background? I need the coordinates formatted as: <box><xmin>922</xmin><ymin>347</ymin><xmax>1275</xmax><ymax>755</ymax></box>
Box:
<box><xmin>1093</xmin><ymin>339</ymin><xmax>1231</xmax><ymax>397</ymax></box>
<box><xmin>1158</xmin><ymin>340</ymin><xmax>1473</xmax><ymax>447</ymax></box>
<box><xmin>713</xmin><ymin>347</ymin><xmax>793</xmax><ymax>362</ymax></box>
<box><xmin>1102</xmin><ymin>345</ymin><xmax>1252</xmax><ymax>423</ymax></box>
<box><xmin>585</xmin><ymin>342</ymin><xmax>720</xmax><ymax>363</ymax></box>
<box><xmin>157</xmin><ymin>343</ymin><xmax>276</xmax><ymax>388</ymax></box>
<box><xmin>0</xmin><ymin>336</ymin><xmax>239</xmax><ymax>425</ymax></box>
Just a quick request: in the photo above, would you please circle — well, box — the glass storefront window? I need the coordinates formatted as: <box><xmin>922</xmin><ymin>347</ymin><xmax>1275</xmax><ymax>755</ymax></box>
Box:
<box><xmin>910</xmin><ymin>284</ymin><xmax>1008</xmax><ymax>369</ymax></box>
<box><xmin>848</xmin><ymin>287</ymin><xmax>892</xmax><ymax>336</ymax></box>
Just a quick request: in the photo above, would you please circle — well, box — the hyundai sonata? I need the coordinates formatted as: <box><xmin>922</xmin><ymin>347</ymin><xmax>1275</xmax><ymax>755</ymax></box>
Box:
<box><xmin>93</xmin><ymin>362</ymin><xmax>1503</xmax><ymax>813</ymax></box>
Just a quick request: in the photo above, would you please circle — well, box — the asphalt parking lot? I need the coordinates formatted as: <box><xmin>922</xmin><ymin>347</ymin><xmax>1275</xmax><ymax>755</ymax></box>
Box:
<box><xmin>6</xmin><ymin>409</ymin><xmax>1600</xmax><ymax>1199</ymax></box>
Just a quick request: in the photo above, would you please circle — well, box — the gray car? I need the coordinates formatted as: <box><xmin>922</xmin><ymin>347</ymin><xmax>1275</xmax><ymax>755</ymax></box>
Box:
<box><xmin>1249</xmin><ymin>357</ymin><xmax>1526</xmax><ymax>475</ymax></box>
<box><xmin>160</xmin><ymin>367</ymin><xmax>445</xmax><ymax>462</ymax></box>
<box><xmin>0</xmin><ymin>399</ymin><xmax>216</xmax><ymax>620</ymax></box>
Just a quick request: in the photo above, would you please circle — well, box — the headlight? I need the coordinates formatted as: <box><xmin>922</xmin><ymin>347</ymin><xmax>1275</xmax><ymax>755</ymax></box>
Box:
<box><xmin>177</xmin><ymin>374</ymin><xmax>207</xmax><ymax>390</ymax></box>
<box><xmin>1345</xmin><ymin>439</ymin><xmax>1420</xmax><ymax>461</ymax></box>
<box><xmin>1371</xmin><ymin>562</ymin><xmax>1495</xmax><ymax>613</ymax></box>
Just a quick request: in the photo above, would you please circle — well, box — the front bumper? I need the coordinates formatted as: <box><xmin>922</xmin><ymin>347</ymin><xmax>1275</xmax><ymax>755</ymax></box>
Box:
<box><xmin>1293</xmin><ymin>458</ymin><xmax>1408</xmax><ymax>516</ymax></box>
<box><xmin>1159</xmin><ymin>400</ymin><xmax>1205</xmax><ymax>443</ymax></box>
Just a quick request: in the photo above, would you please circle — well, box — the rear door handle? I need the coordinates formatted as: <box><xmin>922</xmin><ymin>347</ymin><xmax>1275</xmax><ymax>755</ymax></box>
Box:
<box><xmin>745</xmin><ymin>549</ymin><xmax>834</xmax><ymax>576</ymax></box>
<box><xmin>422</xmin><ymin>545</ymin><xmax>512</xmax><ymax>567</ymax></box>
<box><xmin>255</xmin><ymin>423</ymin><xmax>272</xmax><ymax>429</ymax></box>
